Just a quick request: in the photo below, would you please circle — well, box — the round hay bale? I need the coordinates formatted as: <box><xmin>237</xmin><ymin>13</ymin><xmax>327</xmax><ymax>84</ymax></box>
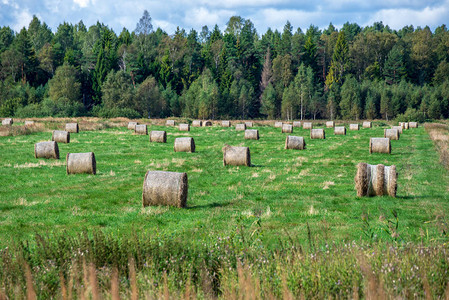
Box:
<box><xmin>150</xmin><ymin>131</ymin><xmax>167</xmax><ymax>143</ymax></box>
<box><xmin>25</xmin><ymin>120</ymin><xmax>35</xmax><ymax>126</ymax></box>
<box><xmin>135</xmin><ymin>124</ymin><xmax>148</xmax><ymax>135</ymax></box>
<box><xmin>274</xmin><ymin>121</ymin><xmax>283</xmax><ymax>128</ymax></box>
<box><xmin>52</xmin><ymin>130</ymin><xmax>70</xmax><ymax>143</ymax></box>
<box><xmin>285</xmin><ymin>136</ymin><xmax>305</xmax><ymax>150</ymax></box>
<box><xmin>235</xmin><ymin>123</ymin><xmax>246</xmax><ymax>131</ymax></box>
<box><xmin>409</xmin><ymin>122</ymin><xmax>418</xmax><ymax>128</ymax></box>
<box><xmin>334</xmin><ymin>126</ymin><xmax>346</xmax><ymax>135</ymax></box>
<box><xmin>66</xmin><ymin>123</ymin><xmax>79</xmax><ymax>133</ymax></box>
<box><xmin>369</xmin><ymin>138</ymin><xmax>391</xmax><ymax>154</ymax></box>
<box><xmin>192</xmin><ymin>120</ymin><xmax>202</xmax><ymax>127</ymax></box>
<box><xmin>384</xmin><ymin>128</ymin><xmax>400</xmax><ymax>140</ymax></box>
<box><xmin>293</xmin><ymin>121</ymin><xmax>301</xmax><ymax>128</ymax></box>
<box><xmin>35</xmin><ymin>141</ymin><xmax>59</xmax><ymax>159</ymax></box>
<box><xmin>222</xmin><ymin>144</ymin><xmax>251</xmax><ymax>167</ymax></box>
<box><xmin>66</xmin><ymin>152</ymin><xmax>96</xmax><ymax>175</ymax></box>
<box><xmin>2</xmin><ymin>118</ymin><xmax>13</xmax><ymax>126</ymax></box>
<box><xmin>354</xmin><ymin>163</ymin><xmax>397</xmax><ymax>197</ymax></box>
<box><xmin>245</xmin><ymin>121</ymin><xmax>253</xmax><ymax>127</ymax></box>
<box><xmin>166</xmin><ymin>120</ymin><xmax>175</xmax><ymax>126</ymax></box>
<box><xmin>282</xmin><ymin>124</ymin><xmax>293</xmax><ymax>133</ymax></box>
<box><xmin>142</xmin><ymin>171</ymin><xmax>188</xmax><ymax>208</ymax></box>
<box><xmin>303</xmin><ymin>122</ymin><xmax>313</xmax><ymax>130</ymax></box>
<box><xmin>401</xmin><ymin>122</ymin><xmax>409</xmax><ymax>129</ymax></box>
<box><xmin>363</xmin><ymin>121</ymin><xmax>372</xmax><ymax>128</ymax></box>
<box><xmin>222</xmin><ymin>120</ymin><xmax>231</xmax><ymax>127</ymax></box>
<box><xmin>203</xmin><ymin>120</ymin><xmax>212</xmax><ymax>127</ymax></box>
<box><xmin>128</xmin><ymin>122</ymin><xmax>138</xmax><ymax>130</ymax></box>
<box><xmin>179</xmin><ymin>123</ymin><xmax>190</xmax><ymax>131</ymax></box>
<box><xmin>174</xmin><ymin>137</ymin><xmax>195</xmax><ymax>152</ymax></box>
<box><xmin>392</xmin><ymin>126</ymin><xmax>403</xmax><ymax>134</ymax></box>
<box><xmin>244</xmin><ymin>129</ymin><xmax>259</xmax><ymax>140</ymax></box>
<box><xmin>326</xmin><ymin>121</ymin><xmax>335</xmax><ymax>128</ymax></box>
<box><xmin>349</xmin><ymin>124</ymin><xmax>359</xmax><ymax>130</ymax></box>
<box><xmin>310</xmin><ymin>128</ymin><xmax>325</xmax><ymax>139</ymax></box>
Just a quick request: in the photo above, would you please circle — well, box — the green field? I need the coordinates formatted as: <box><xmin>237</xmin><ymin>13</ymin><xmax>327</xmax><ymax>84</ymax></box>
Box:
<box><xmin>0</xmin><ymin>119</ymin><xmax>449</xmax><ymax>298</ymax></box>
<box><xmin>1</xmin><ymin>120</ymin><xmax>448</xmax><ymax>244</ymax></box>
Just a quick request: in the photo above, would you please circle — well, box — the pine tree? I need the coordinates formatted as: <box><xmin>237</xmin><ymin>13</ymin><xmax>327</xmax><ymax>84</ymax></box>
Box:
<box><xmin>13</xmin><ymin>28</ymin><xmax>38</xmax><ymax>85</ymax></box>
<box><xmin>384</xmin><ymin>45</ymin><xmax>406</xmax><ymax>84</ymax></box>
<box><xmin>260</xmin><ymin>83</ymin><xmax>277</xmax><ymax>119</ymax></box>
<box><xmin>340</xmin><ymin>75</ymin><xmax>361</xmax><ymax>119</ymax></box>
<box><xmin>325</xmin><ymin>31</ymin><xmax>348</xmax><ymax>89</ymax></box>
<box><xmin>364</xmin><ymin>91</ymin><xmax>377</xmax><ymax>119</ymax></box>
<box><xmin>380</xmin><ymin>87</ymin><xmax>393</xmax><ymax>120</ymax></box>
<box><xmin>280</xmin><ymin>21</ymin><xmax>292</xmax><ymax>55</ymax></box>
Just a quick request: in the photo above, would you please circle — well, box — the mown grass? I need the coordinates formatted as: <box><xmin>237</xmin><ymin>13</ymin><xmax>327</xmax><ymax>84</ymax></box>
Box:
<box><xmin>0</xmin><ymin>119</ymin><xmax>449</xmax><ymax>298</ymax></box>
<box><xmin>1</xmin><ymin>120</ymin><xmax>448</xmax><ymax>244</ymax></box>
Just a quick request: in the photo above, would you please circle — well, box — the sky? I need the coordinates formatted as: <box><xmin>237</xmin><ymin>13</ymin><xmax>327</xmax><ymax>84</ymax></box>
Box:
<box><xmin>0</xmin><ymin>0</ymin><xmax>448</xmax><ymax>35</ymax></box>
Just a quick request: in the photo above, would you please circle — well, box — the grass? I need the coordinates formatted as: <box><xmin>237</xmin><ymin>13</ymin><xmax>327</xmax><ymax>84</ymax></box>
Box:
<box><xmin>1</xmin><ymin>119</ymin><xmax>448</xmax><ymax>245</ymax></box>
<box><xmin>0</xmin><ymin>119</ymin><xmax>449</xmax><ymax>298</ymax></box>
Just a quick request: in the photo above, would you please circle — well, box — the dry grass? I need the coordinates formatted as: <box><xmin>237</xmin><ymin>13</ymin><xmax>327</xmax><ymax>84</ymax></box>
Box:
<box><xmin>0</xmin><ymin>123</ymin><xmax>46</xmax><ymax>136</ymax></box>
<box><xmin>15</xmin><ymin>198</ymin><xmax>38</xmax><ymax>206</ymax></box>
<box><xmin>322</xmin><ymin>181</ymin><xmax>335</xmax><ymax>190</ymax></box>
<box><xmin>10</xmin><ymin>160</ymin><xmax>65</xmax><ymax>168</ymax></box>
<box><xmin>425</xmin><ymin>123</ymin><xmax>449</xmax><ymax>170</ymax></box>
<box><xmin>140</xmin><ymin>206</ymin><xmax>170</xmax><ymax>215</ymax></box>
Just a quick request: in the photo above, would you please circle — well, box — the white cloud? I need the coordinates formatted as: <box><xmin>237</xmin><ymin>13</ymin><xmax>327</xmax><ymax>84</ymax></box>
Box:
<box><xmin>250</xmin><ymin>8</ymin><xmax>324</xmax><ymax>32</ymax></box>
<box><xmin>12</xmin><ymin>9</ymin><xmax>33</xmax><ymax>31</ymax></box>
<box><xmin>153</xmin><ymin>20</ymin><xmax>177</xmax><ymax>34</ymax></box>
<box><xmin>183</xmin><ymin>7</ymin><xmax>236</xmax><ymax>29</ymax></box>
<box><xmin>198</xmin><ymin>0</ymin><xmax>290</xmax><ymax>9</ymax></box>
<box><xmin>73</xmin><ymin>0</ymin><xmax>90</xmax><ymax>8</ymax></box>
<box><xmin>365</xmin><ymin>1</ymin><xmax>449</xmax><ymax>29</ymax></box>
<box><xmin>0</xmin><ymin>0</ymin><xmax>447</xmax><ymax>35</ymax></box>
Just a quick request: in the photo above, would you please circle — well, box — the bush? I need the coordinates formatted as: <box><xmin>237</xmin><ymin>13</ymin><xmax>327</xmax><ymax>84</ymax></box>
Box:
<box><xmin>395</xmin><ymin>107</ymin><xmax>426</xmax><ymax>123</ymax></box>
<box><xmin>42</xmin><ymin>98</ymin><xmax>86</xmax><ymax>117</ymax></box>
<box><xmin>0</xmin><ymin>97</ymin><xmax>24</xmax><ymax>117</ymax></box>
<box><xmin>14</xmin><ymin>103</ymin><xmax>47</xmax><ymax>118</ymax></box>
<box><xmin>91</xmin><ymin>105</ymin><xmax>141</xmax><ymax>118</ymax></box>
<box><xmin>14</xmin><ymin>98</ymin><xmax>86</xmax><ymax>117</ymax></box>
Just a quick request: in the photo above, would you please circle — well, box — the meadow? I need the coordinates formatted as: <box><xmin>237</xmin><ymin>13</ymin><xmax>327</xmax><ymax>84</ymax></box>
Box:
<box><xmin>0</xmin><ymin>118</ymin><xmax>448</xmax><ymax>298</ymax></box>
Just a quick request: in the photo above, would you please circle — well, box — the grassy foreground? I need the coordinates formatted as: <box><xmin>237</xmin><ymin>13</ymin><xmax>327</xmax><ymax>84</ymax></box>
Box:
<box><xmin>0</xmin><ymin>118</ymin><xmax>448</xmax><ymax>298</ymax></box>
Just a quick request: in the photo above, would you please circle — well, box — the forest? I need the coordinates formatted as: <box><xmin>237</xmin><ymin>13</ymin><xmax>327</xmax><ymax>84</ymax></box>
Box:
<box><xmin>0</xmin><ymin>11</ymin><xmax>449</xmax><ymax>121</ymax></box>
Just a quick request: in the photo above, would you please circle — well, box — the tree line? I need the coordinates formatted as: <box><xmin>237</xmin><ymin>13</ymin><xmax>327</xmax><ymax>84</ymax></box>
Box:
<box><xmin>1</xmin><ymin>11</ymin><xmax>448</xmax><ymax>121</ymax></box>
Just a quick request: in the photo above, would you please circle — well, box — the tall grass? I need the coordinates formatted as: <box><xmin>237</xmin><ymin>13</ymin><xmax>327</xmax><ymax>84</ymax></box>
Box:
<box><xmin>0</xmin><ymin>230</ymin><xmax>448</xmax><ymax>298</ymax></box>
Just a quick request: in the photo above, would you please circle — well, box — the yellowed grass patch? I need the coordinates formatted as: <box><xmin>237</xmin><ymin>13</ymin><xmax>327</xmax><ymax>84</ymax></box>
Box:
<box><xmin>299</xmin><ymin>168</ymin><xmax>310</xmax><ymax>176</ymax></box>
<box><xmin>13</xmin><ymin>160</ymin><xmax>65</xmax><ymax>168</ymax></box>
<box><xmin>171</xmin><ymin>158</ymin><xmax>186</xmax><ymax>167</ymax></box>
<box><xmin>140</xmin><ymin>206</ymin><xmax>169</xmax><ymax>215</ymax></box>
<box><xmin>322</xmin><ymin>181</ymin><xmax>335</xmax><ymax>190</ymax></box>
<box><xmin>16</xmin><ymin>198</ymin><xmax>38</xmax><ymax>206</ymax></box>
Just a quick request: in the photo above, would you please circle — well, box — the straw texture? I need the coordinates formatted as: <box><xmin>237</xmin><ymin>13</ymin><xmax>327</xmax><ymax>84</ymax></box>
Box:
<box><xmin>355</xmin><ymin>163</ymin><xmax>397</xmax><ymax>197</ymax></box>
<box><xmin>52</xmin><ymin>130</ymin><xmax>70</xmax><ymax>143</ymax></box>
<box><xmin>66</xmin><ymin>152</ymin><xmax>96</xmax><ymax>175</ymax></box>
<box><xmin>35</xmin><ymin>141</ymin><xmax>59</xmax><ymax>159</ymax></box>
<box><xmin>142</xmin><ymin>171</ymin><xmax>188</xmax><ymax>208</ymax></box>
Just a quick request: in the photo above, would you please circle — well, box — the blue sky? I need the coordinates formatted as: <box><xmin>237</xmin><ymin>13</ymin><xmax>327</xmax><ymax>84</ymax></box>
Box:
<box><xmin>1</xmin><ymin>0</ymin><xmax>448</xmax><ymax>34</ymax></box>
